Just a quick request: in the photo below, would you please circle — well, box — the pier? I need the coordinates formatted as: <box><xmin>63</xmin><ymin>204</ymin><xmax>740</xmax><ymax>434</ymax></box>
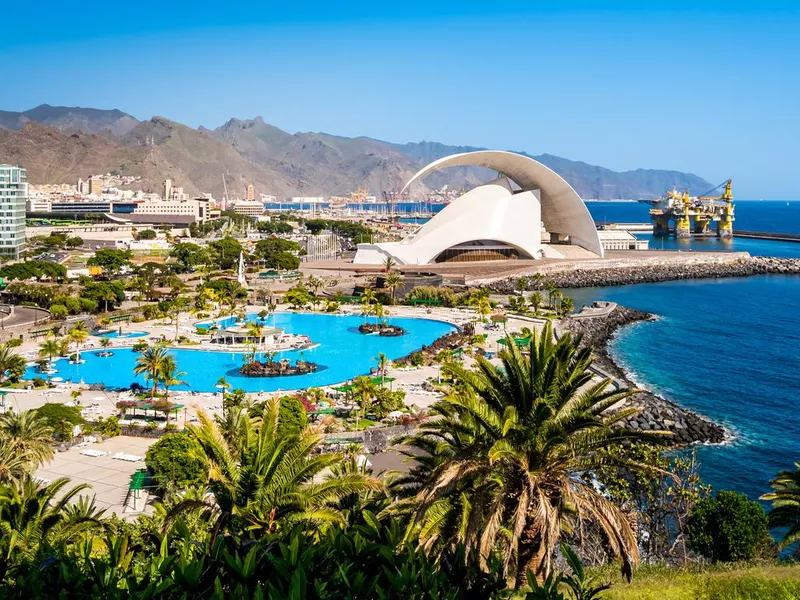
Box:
<box><xmin>733</xmin><ymin>230</ymin><xmax>800</xmax><ymax>243</ymax></box>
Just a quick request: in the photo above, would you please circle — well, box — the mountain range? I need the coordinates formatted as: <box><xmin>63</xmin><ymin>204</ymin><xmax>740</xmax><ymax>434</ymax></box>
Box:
<box><xmin>0</xmin><ymin>104</ymin><xmax>712</xmax><ymax>200</ymax></box>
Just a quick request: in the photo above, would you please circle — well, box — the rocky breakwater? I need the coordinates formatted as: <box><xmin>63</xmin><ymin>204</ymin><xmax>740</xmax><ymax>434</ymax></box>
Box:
<box><xmin>561</xmin><ymin>305</ymin><xmax>727</xmax><ymax>446</ymax></box>
<box><xmin>490</xmin><ymin>256</ymin><xmax>800</xmax><ymax>292</ymax></box>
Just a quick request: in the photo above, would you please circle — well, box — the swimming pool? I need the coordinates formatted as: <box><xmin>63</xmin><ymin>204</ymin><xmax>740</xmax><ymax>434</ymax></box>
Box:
<box><xmin>93</xmin><ymin>331</ymin><xmax>149</xmax><ymax>339</ymax></box>
<box><xmin>30</xmin><ymin>312</ymin><xmax>456</xmax><ymax>392</ymax></box>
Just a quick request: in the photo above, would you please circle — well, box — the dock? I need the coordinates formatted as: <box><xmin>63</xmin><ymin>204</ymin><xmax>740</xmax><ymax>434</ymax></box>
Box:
<box><xmin>733</xmin><ymin>231</ymin><xmax>800</xmax><ymax>243</ymax></box>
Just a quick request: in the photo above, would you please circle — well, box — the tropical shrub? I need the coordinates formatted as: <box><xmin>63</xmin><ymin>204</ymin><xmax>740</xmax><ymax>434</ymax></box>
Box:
<box><xmin>145</xmin><ymin>433</ymin><xmax>208</xmax><ymax>492</ymax></box>
<box><xmin>277</xmin><ymin>395</ymin><xmax>307</xmax><ymax>437</ymax></box>
<box><xmin>686</xmin><ymin>490</ymin><xmax>773</xmax><ymax>562</ymax></box>
<box><xmin>34</xmin><ymin>403</ymin><xmax>84</xmax><ymax>431</ymax></box>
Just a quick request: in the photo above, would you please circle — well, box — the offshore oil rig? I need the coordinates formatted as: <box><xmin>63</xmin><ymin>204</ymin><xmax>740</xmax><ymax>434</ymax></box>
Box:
<box><xmin>641</xmin><ymin>179</ymin><xmax>734</xmax><ymax>238</ymax></box>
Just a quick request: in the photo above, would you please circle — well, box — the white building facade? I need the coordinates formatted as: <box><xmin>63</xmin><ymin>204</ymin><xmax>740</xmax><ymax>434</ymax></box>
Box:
<box><xmin>0</xmin><ymin>165</ymin><xmax>28</xmax><ymax>259</ymax></box>
<box><xmin>354</xmin><ymin>151</ymin><xmax>603</xmax><ymax>265</ymax></box>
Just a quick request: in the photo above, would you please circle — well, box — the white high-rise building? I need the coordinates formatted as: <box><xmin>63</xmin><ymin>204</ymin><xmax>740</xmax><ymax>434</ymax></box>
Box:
<box><xmin>0</xmin><ymin>165</ymin><xmax>28</xmax><ymax>259</ymax></box>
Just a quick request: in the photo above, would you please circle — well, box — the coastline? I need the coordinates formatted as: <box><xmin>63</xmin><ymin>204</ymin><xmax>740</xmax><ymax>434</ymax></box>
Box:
<box><xmin>488</xmin><ymin>255</ymin><xmax>800</xmax><ymax>291</ymax></box>
<box><xmin>562</xmin><ymin>305</ymin><xmax>728</xmax><ymax>446</ymax></box>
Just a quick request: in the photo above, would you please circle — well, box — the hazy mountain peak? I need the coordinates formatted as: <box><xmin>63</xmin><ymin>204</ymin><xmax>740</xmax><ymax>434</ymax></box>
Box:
<box><xmin>1</xmin><ymin>105</ymin><xmax>712</xmax><ymax>200</ymax></box>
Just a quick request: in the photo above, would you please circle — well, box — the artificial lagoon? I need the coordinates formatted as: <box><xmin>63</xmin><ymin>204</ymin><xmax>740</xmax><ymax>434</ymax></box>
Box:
<box><xmin>27</xmin><ymin>312</ymin><xmax>456</xmax><ymax>392</ymax></box>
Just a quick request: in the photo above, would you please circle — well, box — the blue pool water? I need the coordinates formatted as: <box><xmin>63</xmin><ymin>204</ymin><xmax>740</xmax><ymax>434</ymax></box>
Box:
<box><xmin>28</xmin><ymin>313</ymin><xmax>455</xmax><ymax>393</ymax></box>
<box><xmin>93</xmin><ymin>331</ymin><xmax>149</xmax><ymax>338</ymax></box>
<box><xmin>568</xmin><ymin>276</ymin><xmax>800</xmax><ymax>501</ymax></box>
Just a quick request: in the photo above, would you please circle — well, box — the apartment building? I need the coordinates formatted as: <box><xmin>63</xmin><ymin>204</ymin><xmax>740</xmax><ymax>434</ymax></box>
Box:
<box><xmin>0</xmin><ymin>165</ymin><xmax>28</xmax><ymax>259</ymax></box>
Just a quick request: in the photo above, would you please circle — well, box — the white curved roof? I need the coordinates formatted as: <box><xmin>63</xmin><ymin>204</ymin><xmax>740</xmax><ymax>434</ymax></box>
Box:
<box><xmin>384</xmin><ymin>178</ymin><xmax>542</xmax><ymax>264</ymax></box>
<box><xmin>402</xmin><ymin>150</ymin><xmax>603</xmax><ymax>257</ymax></box>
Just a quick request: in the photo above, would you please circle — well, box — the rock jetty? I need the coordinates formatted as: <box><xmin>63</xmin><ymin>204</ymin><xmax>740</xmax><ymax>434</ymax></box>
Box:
<box><xmin>490</xmin><ymin>256</ymin><xmax>800</xmax><ymax>292</ymax></box>
<box><xmin>561</xmin><ymin>305</ymin><xmax>727</xmax><ymax>446</ymax></box>
<box><xmin>358</xmin><ymin>323</ymin><xmax>406</xmax><ymax>336</ymax></box>
<box><xmin>239</xmin><ymin>359</ymin><xmax>318</xmax><ymax>377</ymax></box>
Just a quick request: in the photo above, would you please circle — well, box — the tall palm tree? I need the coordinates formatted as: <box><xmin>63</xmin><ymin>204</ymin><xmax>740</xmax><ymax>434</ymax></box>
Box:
<box><xmin>384</xmin><ymin>271</ymin><xmax>403</xmax><ymax>305</ymax></box>
<box><xmin>373</xmin><ymin>352</ymin><xmax>389</xmax><ymax>386</ymax></box>
<box><xmin>761</xmin><ymin>462</ymin><xmax>800</xmax><ymax>550</ymax></box>
<box><xmin>0</xmin><ymin>345</ymin><xmax>27</xmax><ymax>384</ymax></box>
<box><xmin>159</xmin><ymin>355</ymin><xmax>187</xmax><ymax>398</ymax></box>
<box><xmin>351</xmin><ymin>376</ymin><xmax>376</xmax><ymax>423</ymax></box>
<box><xmin>529</xmin><ymin>291</ymin><xmax>544</xmax><ymax>313</ymax></box>
<box><xmin>134</xmin><ymin>345</ymin><xmax>170</xmax><ymax>398</ymax></box>
<box><xmin>170</xmin><ymin>399</ymin><xmax>380</xmax><ymax>537</ymax></box>
<box><xmin>37</xmin><ymin>337</ymin><xmax>62</xmax><ymax>369</ymax></box>
<box><xmin>0</xmin><ymin>476</ymin><xmax>104</xmax><ymax>579</ymax></box>
<box><xmin>0</xmin><ymin>410</ymin><xmax>54</xmax><ymax>473</ymax></box>
<box><xmin>383</xmin><ymin>256</ymin><xmax>396</xmax><ymax>273</ymax></box>
<box><xmin>360</xmin><ymin>289</ymin><xmax>376</xmax><ymax>324</ymax></box>
<box><xmin>67</xmin><ymin>323</ymin><xmax>89</xmax><ymax>359</ymax></box>
<box><xmin>245</xmin><ymin>321</ymin><xmax>265</xmax><ymax>348</ymax></box>
<box><xmin>392</xmin><ymin>322</ymin><xmax>665</xmax><ymax>586</ymax></box>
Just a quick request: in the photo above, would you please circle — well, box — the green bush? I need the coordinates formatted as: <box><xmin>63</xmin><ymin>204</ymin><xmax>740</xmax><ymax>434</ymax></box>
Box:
<box><xmin>145</xmin><ymin>433</ymin><xmax>208</xmax><ymax>491</ymax></box>
<box><xmin>95</xmin><ymin>416</ymin><xmax>121</xmax><ymax>437</ymax></box>
<box><xmin>277</xmin><ymin>395</ymin><xmax>307</xmax><ymax>437</ymax></box>
<box><xmin>687</xmin><ymin>490</ymin><xmax>773</xmax><ymax>562</ymax></box>
<box><xmin>137</xmin><ymin>229</ymin><xmax>157</xmax><ymax>240</ymax></box>
<box><xmin>49</xmin><ymin>304</ymin><xmax>68</xmax><ymax>319</ymax></box>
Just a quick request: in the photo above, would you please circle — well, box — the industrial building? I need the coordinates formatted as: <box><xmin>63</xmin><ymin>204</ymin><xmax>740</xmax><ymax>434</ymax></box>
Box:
<box><xmin>354</xmin><ymin>151</ymin><xmax>603</xmax><ymax>265</ymax></box>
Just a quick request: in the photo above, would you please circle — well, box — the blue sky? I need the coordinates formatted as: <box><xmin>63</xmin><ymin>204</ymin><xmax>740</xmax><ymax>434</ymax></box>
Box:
<box><xmin>3</xmin><ymin>1</ymin><xmax>799</xmax><ymax>198</ymax></box>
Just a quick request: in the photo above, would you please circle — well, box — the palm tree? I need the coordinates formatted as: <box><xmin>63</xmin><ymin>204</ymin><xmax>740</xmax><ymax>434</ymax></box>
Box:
<box><xmin>529</xmin><ymin>291</ymin><xmax>544</xmax><ymax>313</ymax></box>
<box><xmin>307</xmin><ymin>275</ymin><xmax>324</xmax><ymax>298</ymax></box>
<box><xmin>374</xmin><ymin>352</ymin><xmax>389</xmax><ymax>386</ymax></box>
<box><xmin>360</xmin><ymin>289</ymin><xmax>376</xmax><ymax>324</ymax></box>
<box><xmin>0</xmin><ymin>410</ymin><xmax>54</xmax><ymax>473</ymax></box>
<box><xmin>134</xmin><ymin>345</ymin><xmax>170</xmax><ymax>398</ymax></box>
<box><xmin>393</xmin><ymin>322</ymin><xmax>665</xmax><ymax>585</ymax></box>
<box><xmin>245</xmin><ymin>321</ymin><xmax>265</xmax><ymax>348</ymax></box>
<box><xmin>68</xmin><ymin>323</ymin><xmax>89</xmax><ymax>360</ymax></box>
<box><xmin>351</xmin><ymin>376</ymin><xmax>376</xmax><ymax>423</ymax></box>
<box><xmin>37</xmin><ymin>337</ymin><xmax>62</xmax><ymax>369</ymax></box>
<box><xmin>170</xmin><ymin>399</ymin><xmax>380</xmax><ymax>537</ymax></box>
<box><xmin>159</xmin><ymin>355</ymin><xmax>187</xmax><ymax>398</ymax></box>
<box><xmin>0</xmin><ymin>476</ymin><xmax>104</xmax><ymax>579</ymax></box>
<box><xmin>559</xmin><ymin>296</ymin><xmax>575</xmax><ymax>316</ymax></box>
<box><xmin>761</xmin><ymin>462</ymin><xmax>800</xmax><ymax>550</ymax></box>
<box><xmin>0</xmin><ymin>345</ymin><xmax>27</xmax><ymax>384</ymax></box>
<box><xmin>383</xmin><ymin>256</ymin><xmax>396</xmax><ymax>273</ymax></box>
<box><xmin>99</xmin><ymin>337</ymin><xmax>111</xmax><ymax>348</ymax></box>
<box><xmin>384</xmin><ymin>271</ymin><xmax>403</xmax><ymax>305</ymax></box>
<box><xmin>216</xmin><ymin>376</ymin><xmax>231</xmax><ymax>394</ymax></box>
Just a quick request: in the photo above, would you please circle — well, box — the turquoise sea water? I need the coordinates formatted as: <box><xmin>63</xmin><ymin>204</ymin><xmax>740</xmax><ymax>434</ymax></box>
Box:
<box><xmin>569</xmin><ymin>276</ymin><xmax>800</xmax><ymax>501</ymax></box>
<box><xmin>27</xmin><ymin>313</ymin><xmax>455</xmax><ymax>393</ymax></box>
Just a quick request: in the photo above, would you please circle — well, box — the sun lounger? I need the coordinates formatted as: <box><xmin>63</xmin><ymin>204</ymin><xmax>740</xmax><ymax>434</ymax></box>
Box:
<box><xmin>80</xmin><ymin>449</ymin><xmax>106</xmax><ymax>457</ymax></box>
<box><xmin>112</xmin><ymin>453</ymin><xmax>143</xmax><ymax>462</ymax></box>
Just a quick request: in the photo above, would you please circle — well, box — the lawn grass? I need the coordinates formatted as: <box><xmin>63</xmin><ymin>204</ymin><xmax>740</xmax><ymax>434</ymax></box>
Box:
<box><xmin>593</xmin><ymin>562</ymin><xmax>800</xmax><ymax>600</ymax></box>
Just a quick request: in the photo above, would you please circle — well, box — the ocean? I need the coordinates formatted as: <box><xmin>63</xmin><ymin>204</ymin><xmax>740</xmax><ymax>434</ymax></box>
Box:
<box><xmin>569</xmin><ymin>274</ymin><xmax>800</xmax><ymax>502</ymax></box>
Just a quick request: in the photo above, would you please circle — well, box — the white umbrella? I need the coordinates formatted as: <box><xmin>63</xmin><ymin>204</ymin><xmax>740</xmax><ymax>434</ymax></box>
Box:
<box><xmin>50</xmin><ymin>377</ymin><xmax>64</xmax><ymax>382</ymax></box>
<box><xmin>387</xmin><ymin>410</ymin><xmax>403</xmax><ymax>419</ymax></box>
<box><xmin>64</xmin><ymin>401</ymin><xmax>75</xmax><ymax>407</ymax></box>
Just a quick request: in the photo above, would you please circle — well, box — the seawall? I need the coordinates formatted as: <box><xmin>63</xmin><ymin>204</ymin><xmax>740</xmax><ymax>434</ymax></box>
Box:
<box><xmin>561</xmin><ymin>305</ymin><xmax>727</xmax><ymax>446</ymax></box>
<box><xmin>487</xmin><ymin>256</ymin><xmax>800</xmax><ymax>291</ymax></box>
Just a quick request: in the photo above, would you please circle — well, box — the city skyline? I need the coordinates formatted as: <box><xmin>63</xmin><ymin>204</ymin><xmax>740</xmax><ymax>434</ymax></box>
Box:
<box><xmin>2</xmin><ymin>1</ymin><xmax>800</xmax><ymax>198</ymax></box>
